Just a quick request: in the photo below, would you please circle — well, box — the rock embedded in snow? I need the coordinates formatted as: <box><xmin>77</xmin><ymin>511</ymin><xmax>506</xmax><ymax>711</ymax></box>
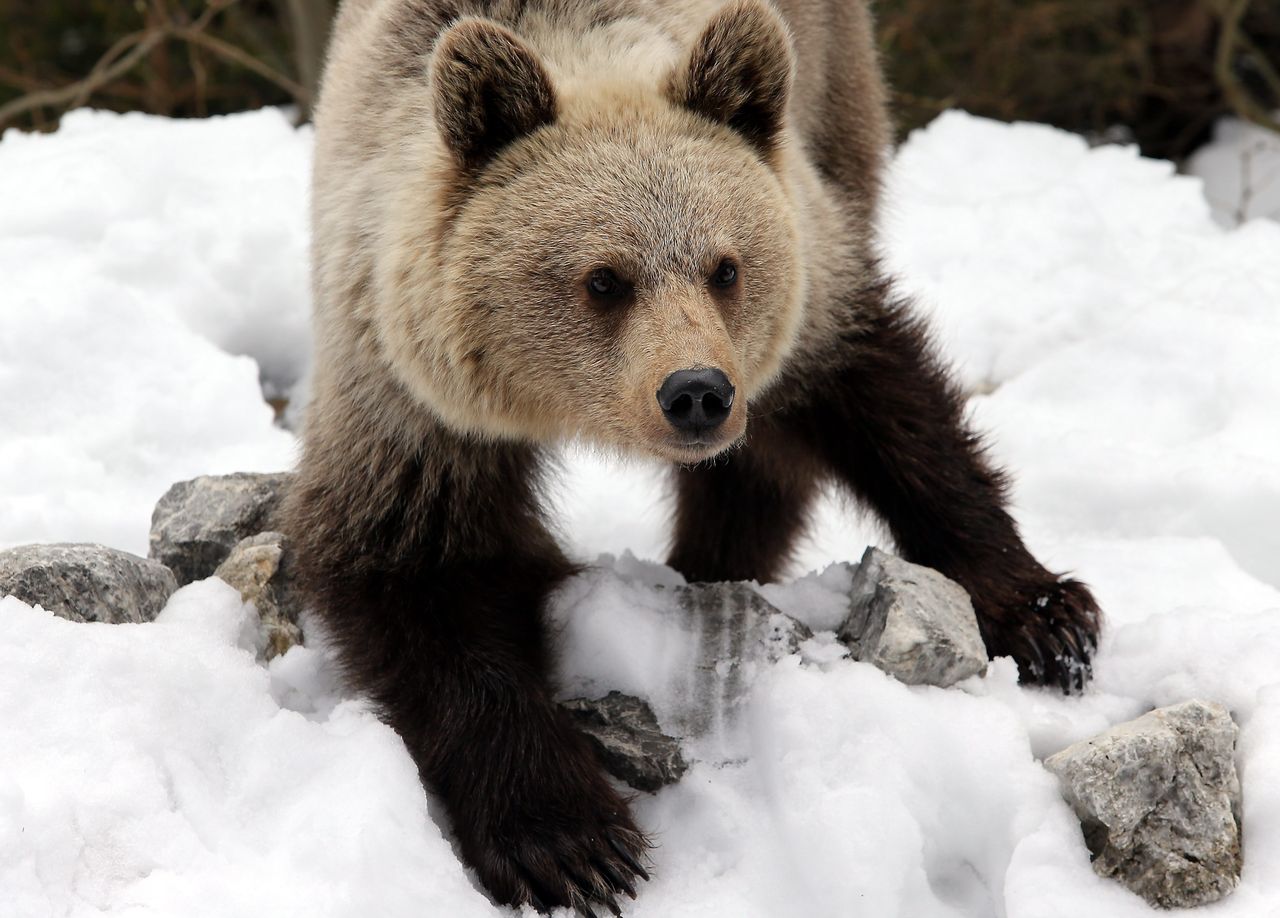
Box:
<box><xmin>213</xmin><ymin>531</ymin><xmax>302</xmax><ymax>660</ymax></box>
<box><xmin>668</xmin><ymin>581</ymin><xmax>814</xmax><ymax>735</ymax></box>
<box><xmin>676</xmin><ymin>581</ymin><xmax>813</xmax><ymax>662</ymax></box>
<box><xmin>149</xmin><ymin>472</ymin><xmax>293</xmax><ymax>585</ymax></box>
<box><xmin>1044</xmin><ymin>700</ymin><xmax>1242</xmax><ymax>908</ymax></box>
<box><xmin>838</xmin><ymin>547</ymin><xmax>988</xmax><ymax>688</ymax></box>
<box><xmin>0</xmin><ymin>543</ymin><xmax>176</xmax><ymax>623</ymax></box>
<box><xmin>563</xmin><ymin>692</ymin><xmax>689</xmax><ymax>792</ymax></box>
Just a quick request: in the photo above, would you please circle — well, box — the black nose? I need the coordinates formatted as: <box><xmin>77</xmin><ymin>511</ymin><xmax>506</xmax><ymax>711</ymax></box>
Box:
<box><xmin>657</xmin><ymin>368</ymin><xmax>735</xmax><ymax>434</ymax></box>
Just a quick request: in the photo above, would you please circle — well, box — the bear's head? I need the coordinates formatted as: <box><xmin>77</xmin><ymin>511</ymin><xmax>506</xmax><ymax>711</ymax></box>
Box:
<box><xmin>378</xmin><ymin>0</ymin><xmax>804</xmax><ymax>463</ymax></box>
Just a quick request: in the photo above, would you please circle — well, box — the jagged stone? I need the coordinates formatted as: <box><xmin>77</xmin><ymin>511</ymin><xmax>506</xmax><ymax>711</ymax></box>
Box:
<box><xmin>1044</xmin><ymin>700</ymin><xmax>1242</xmax><ymax>908</ymax></box>
<box><xmin>0</xmin><ymin>543</ymin><xmax>176</xmax><ymax>623</ymax></box>
<box><xmin>149</xmin><ymin>472</ymin><xmax>292</xmax><ymax>585</ymax></box>
<box><xmin>838</xmin><ymin>547</ymin><xmax>987</xmax><ymax>687</ymax></box>
<box><xmin>214</xmin><ymin>531</ymin><xmax>302</xmax><ymax>659</ymax></box>
<box><xmin>563</xmin><ymin>692</ymin><xmax>688</xmax><ymax>792</ymax></box>
<box><xmin>666</xmin><ymin>581</ymin><xmax>812</xmax><ymax>735</ymax></box>
<box><xmin>677</xmin><ymin>581</ymin><xmax>813</xmax><ymax>661</ymax></box>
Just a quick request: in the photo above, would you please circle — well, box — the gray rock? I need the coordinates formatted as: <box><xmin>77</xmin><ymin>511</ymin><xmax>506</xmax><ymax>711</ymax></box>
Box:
<box><xmin>563</xmin><ymin>692</ymin><xmax>689</xmax><ymax>792</ymax></box>
<box><xmin>149</xmin><ymin>472</ymin><xmax>292</xmax><ymax>585</ymax></box>
<box><xmin>214</xmin><ymin>531</ymin><xmax>303</xmax><ymax>659</ymax></box>
<box><xmin>838</xmin><ymin>547</ymin><xmax>987</xmax><ymax>688</ymax></box>
<box><xmin>1044</xmin><ymin>700</ymin><xmax>1242</xmax><ymax>908</ymax></box>
<box><xmin>669</xmin><ymin>581</ymin><xmax>813</xmax><ymax>735</ymax></box>
<box><xmin>677</xmin><ymin>581</ymin><xmax>813</xmax><ymax>662</ymax></box>
<box><xmin>0</xmin><ymin>543</ymin><xmax>177</xmax><ymax>623</ymax></box>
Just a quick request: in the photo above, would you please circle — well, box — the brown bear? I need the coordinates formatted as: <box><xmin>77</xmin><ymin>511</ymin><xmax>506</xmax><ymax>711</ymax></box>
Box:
<box><xmin>283</xmin><ymin>0</ymin><xmax>1102</xmax><ymax>912</ymax></box>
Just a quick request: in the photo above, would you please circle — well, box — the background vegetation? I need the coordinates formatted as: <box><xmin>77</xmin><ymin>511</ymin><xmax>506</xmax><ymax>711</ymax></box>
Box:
<box><xmin>1</xmin><ymin>0</ymin><xmax>1277</xmax><ymax>159</ymax></box>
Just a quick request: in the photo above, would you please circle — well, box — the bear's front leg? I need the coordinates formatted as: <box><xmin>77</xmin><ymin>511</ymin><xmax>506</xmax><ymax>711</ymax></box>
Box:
<box><xmin>285</xmin><ymin>437</ymin><xmax>648</xmax><ymax>914</ymax></box>
<box><xmin>789</xmin><ymin>292</ymin><xmax>1101</xmax><ymax>691</ymax></box>
<box><xmin>668</xmin><ymin>420</ymin><xmax>823</xmax><ymax>584</ymax></box>
<box><xmin>375</xmin><ymin>566</ymin><xmax>647</xmax><ymax>914</ymax></box>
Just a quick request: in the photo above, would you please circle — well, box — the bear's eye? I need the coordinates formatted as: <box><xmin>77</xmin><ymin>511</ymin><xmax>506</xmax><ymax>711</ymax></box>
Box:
<box><xmin>586</xmin><ymin>268</ymin><xmax>628</xmax><ymax>301</ymax></box>
<box><xmin>711</xmin><ymin>260</ymin><xmax>738</xmax><ymax>288</ymax></box>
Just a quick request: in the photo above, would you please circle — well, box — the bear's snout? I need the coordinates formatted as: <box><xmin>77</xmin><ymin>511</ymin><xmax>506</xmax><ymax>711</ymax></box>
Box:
<box><xmin>656</xmin><ymin>368</ymin><xmax>735</xmax><ymax>438</ymax></box>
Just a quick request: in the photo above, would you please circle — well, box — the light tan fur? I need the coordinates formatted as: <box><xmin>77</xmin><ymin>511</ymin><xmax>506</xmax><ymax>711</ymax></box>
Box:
<box><xmin>304</xmin><ymin>0</ymin><xmax>889</xmax><ymax>465</ymax></box>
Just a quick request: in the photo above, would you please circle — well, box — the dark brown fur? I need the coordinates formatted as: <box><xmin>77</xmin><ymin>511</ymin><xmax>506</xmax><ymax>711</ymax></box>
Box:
<box><xmin>431</xmin><ymin>21</ymin><xmax>559</xmax><ymax>171</ymax></box>
<box><xmin>672</xmin><ymin>275</ymin><xmax>1099</xmax><ymax>689</ymax></box>
<box><xmin>667</xmin><ymin>0</ymin><xmax>792</xmax><ymax>158</ymax></box>
<box><xmin>287</xmin><ymin>398</ymin><xmax>648</xmax><ymax>911</ymax></box>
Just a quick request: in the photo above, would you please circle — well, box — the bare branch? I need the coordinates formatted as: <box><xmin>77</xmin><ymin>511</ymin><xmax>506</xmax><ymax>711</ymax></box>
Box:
<box><xmin>176</xmin><ymin>28</ymin><xmax>309</xmax><ymax>104</ymax></box>
<box><xmin>277</xmin><ymin>0</ymin><xmax>334</xmax><ymax>119</ymax></box>
<box><xmin>1238</xmin><ymin>33</ymin><xmax>1280</xmax><ymax>108</ymax></box>
<box><xmin>0</xmin><ymin>65</ymin><xmax>48</xmax><ymax>94</ymax></box>
<box><xmin>1214</xmin><ymin>0</ymin><xmax>1280</xmax><ymax>135</ymax></box>
<box><xmin>71</xmin><ymin>30</ymin><xmax>152</xmax><ymax>109</ymax></box>
<box><xmin>0</xmin><ymin>29</ymin><xmax>169</xmax><ymax>131</ymax></box>
<box><xmin>0</xmin><ymin>0</ymin><xmax>308</xmax><ymax>133</ymax></box>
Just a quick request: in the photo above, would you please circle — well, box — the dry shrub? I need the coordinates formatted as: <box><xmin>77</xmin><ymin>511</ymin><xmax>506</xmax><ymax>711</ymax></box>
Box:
<box><xmin>878</xmin><ymin>0</ymin><xmax>1280</xmax><ymax>159</ymax></box>
<box><xmin>1</xmin><ymin>0</ymin><xmax>1276</xmax><ymax>159</ymax></box>
<box><xmin>0</xmin><ymin>0</ymin><xmax>312</xmax><ymax>129</ymax></box>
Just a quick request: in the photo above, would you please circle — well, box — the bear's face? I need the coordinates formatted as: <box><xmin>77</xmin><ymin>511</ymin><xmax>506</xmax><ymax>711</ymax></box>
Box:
<box><xmin>441</xmin><ymin>115</ymin><xmax>802</xmax><ymax>462</ymax></box>
<box><xmin>382</xmin><ymin>0</ymin><xmax>802</xmax><ymax>462</ymax></box>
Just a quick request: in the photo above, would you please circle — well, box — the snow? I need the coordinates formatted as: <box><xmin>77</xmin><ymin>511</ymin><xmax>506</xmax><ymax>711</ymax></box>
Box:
<box><xmin>0</xmin><ymin>582</ymin><xmax>495</xmax><ymax>917</ymax></box>
<box><xmin>0</xmin><ymin>109</ymin><xmax>305</xmax><ymax>554</ymax></box>
<box><xmin>3</xmin><ymin>107</ymin><xmax>1280</xmax><ymax>917</ymax></box>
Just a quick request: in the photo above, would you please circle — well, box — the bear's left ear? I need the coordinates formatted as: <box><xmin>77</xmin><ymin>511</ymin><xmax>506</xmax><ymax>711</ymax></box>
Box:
<box><xmin>667</xmin><ymin>0</ymin><xmax>794</xmax><ymax>158</ymax></box>
<box><xmin>430</xmin><ymin>18</ymin><xmax>558</xmax><ymax>171</ymax></box>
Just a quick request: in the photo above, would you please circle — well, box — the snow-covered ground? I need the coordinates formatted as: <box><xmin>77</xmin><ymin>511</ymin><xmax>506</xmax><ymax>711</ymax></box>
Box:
<box><xmin>2</xmin><ymin>108</ymin><xmax>1279</xmax><ymax>917</ymax></box>
<box><xmin>0</xmin><ymin>109</ymin><xmax>305</xmax><ymax>554</ymax></box>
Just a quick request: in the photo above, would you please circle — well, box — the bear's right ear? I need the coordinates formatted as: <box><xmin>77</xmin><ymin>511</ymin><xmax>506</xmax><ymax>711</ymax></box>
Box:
<box><xmin>667</xmin><ymin>0</ymin><xmax>794</xmax><ymax>159</ymax></box>
<box><xmin>429</xmin><ymin>19</ymin><xmax>558</xmax><ymax>171</ymax></box>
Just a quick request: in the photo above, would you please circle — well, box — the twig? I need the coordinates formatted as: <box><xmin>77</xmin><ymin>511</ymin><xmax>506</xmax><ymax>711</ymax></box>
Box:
<box><xmin>0</xmin><ymin>0</ymin><xmax>308</xmax><ymax>133</ymax></box>
<box><xmin>1238</xmin><ymin>33</ymin><xmax>1280</xmax><ymax>107</ymax></box>
<box><xmin>0</xmin><ymin>29</ymin><xmax>169</xmax><ymax>130</ymax></box>
<box><xmin>71</xmin><ymin>30</ymin><xmax>151</xmax><ymax>109</ymax></box>
<box><xmin>0</xmin><ymin>65</ymin><xmax>47</xmax><ymax>93</ymax></box>
<box><xmin>176</xmin><ymin>28</ymin><xmax>309</xmax><ymax>103</ymax></box>
<box><xmin>1214</xmin><ymin>0</ymin><xmax>1280</xmax><ymax>135</ymax></box>
<box><xmin>190</xmin><ymin>0</ymin><xmax>239</xmax><ymax>35</ymax></box>
<box><xmin>188</xmin><ymin>41</ymin><xmax>209</xmax><ymax>118</ymax></box>
<box><xmin>277</xmin><ymin>0</ymin><xmax>334</xmax><ymax>119</ymax></box>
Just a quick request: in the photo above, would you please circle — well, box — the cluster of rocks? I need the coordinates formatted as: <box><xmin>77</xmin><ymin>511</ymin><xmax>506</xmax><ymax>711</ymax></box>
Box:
<box><xmin>0</xmin><ymin>473</ymin><xmax>1244</xmax><ymax>907</ymax></box>
<box><xmin>0</xmin><ymin>472</ymin><xmax>299</xmax><ymax>658</ymax></box>
<box><xmin>149</xmin><ymin>471</ymin><xmax>291</xmax><ymax>586</ymax></box>
<box><xmin>152</xmin><ymin>471</ymin><xmax>303</xmax><ymax>658</ymax></box>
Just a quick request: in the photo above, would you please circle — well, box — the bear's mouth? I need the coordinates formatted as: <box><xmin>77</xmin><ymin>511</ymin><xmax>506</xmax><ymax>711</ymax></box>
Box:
<box><xmin>654</xmin><ymin>430</ymin><xmax>744</xmax><ymax>464</ymax></box>
<box><xmin>645</xmin><ymin>365</ymin><xmax>745</xmax><ymax>461</ymax></box>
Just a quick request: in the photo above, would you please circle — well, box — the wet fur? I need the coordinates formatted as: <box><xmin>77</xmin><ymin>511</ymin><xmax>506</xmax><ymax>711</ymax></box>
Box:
<box><xmin>285</xmin><ymin>0</ymin><xmax>1102</xmax><ymax>912</ymax></box>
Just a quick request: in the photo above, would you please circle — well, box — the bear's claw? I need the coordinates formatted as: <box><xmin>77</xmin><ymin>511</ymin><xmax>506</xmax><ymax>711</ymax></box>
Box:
<box><xmin>607</xmin><ymin>830</ymin><xmax>651</xmax><ymax>882</ymax></box>
<box><xmin>477</xmin><ymin>814</ymin><xmax>650</xmax><ymax>916</ymax></box>
<box><xmin>595</xmin><ymin>850</ymin><xmax>638</xmax><ymax>899</ymax></box>
<box><xmin>997</xmin><ymin>576</ymin><xmax>1101</xmax><ymax>694</ymax></box>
